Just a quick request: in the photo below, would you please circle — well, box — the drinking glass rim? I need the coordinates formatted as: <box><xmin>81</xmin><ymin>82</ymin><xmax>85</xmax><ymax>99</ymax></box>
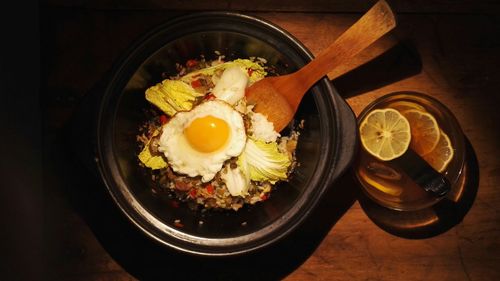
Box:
<box><xmin>354</xmin><ymin>91</ymin><xmax>466</xmax><ymax>211</ymax></box>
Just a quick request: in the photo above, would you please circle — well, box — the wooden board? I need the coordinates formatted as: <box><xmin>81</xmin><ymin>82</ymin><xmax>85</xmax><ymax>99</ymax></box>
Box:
<box><xmin>42</xmin><ymin>9</ymin><xmax>500</xmax><ymax>281</ymax></box>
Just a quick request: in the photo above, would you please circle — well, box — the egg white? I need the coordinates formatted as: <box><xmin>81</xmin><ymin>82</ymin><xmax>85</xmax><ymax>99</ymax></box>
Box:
<box><xmin>158</xmin><ymin>100</ymin><xmax>247</xmax><ymax>182</ymax></box>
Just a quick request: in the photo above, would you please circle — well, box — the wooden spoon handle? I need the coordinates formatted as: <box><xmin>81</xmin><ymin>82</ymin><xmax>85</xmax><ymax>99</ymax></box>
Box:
<box><xmin>296</xmin><ymin>0</ymin><xmax>396</xmax><ymax>88</ymax></box>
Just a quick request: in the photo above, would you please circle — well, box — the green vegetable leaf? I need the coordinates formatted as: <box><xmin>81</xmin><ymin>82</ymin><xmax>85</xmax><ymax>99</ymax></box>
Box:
<box><xmin>138</xmin><ymin>130</ymin><xmax>167</xmax><ymax>170</ymax></box>
<box><xmin>221</xmin><ymin>163</ymin><xmax>250</xmax><ymax>197</ymax></box>
<box><xmin>145</xmin><ymin>80</ymin><xmax>203</xmax><ymax>116</ymax></box>
<box><xmin>238</xmin><ymin>138</ymin><xmax>291</xmax><ymax>184</ymax></box>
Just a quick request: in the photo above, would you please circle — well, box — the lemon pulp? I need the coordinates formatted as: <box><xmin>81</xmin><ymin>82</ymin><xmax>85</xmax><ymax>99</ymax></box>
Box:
<box><xmin>359</xmin><ymin>108</ymin><xmax>411</xmax><ymax>161</ymax></box>
<box><xmin>422</xmin><ymin>130</ymin><xmax>454</xmax><ymax>172</ymax></box>
<box><xmin>401</xmin><ymin>109</ymin><xmax>440</xmax><ymax>155</ymax></box>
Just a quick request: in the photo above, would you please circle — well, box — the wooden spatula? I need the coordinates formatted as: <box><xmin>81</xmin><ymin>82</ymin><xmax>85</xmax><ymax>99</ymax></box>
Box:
<box><xmin>246</xmin><ymin>0</ymin><xmax>396</xmax><ymax>132</ymax></box>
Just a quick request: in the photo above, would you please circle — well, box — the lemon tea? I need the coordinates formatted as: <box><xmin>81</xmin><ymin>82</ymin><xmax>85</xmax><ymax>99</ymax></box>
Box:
<box><xmin>355</xmin><ymin>92</ymin><xmax>465</xmax><ymax>211</ymax></box>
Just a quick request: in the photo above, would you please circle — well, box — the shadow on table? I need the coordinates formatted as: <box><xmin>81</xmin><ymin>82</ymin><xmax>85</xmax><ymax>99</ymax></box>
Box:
<box><xmin>332</xmin><ymin>40</ymin><xmax>422</xmax><ymax>98</ymax></box>
<box><xmin>357</xmin><ymin>137</ymin><xmax>479</xmax><ymax>239</ymax></box>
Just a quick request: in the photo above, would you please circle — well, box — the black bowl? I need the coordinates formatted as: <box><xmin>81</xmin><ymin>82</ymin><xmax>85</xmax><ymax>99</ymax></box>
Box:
<box><xmin>94</xmin><ymin>12</ymin><xmax>357</xmax><ymax>256</ymax></box>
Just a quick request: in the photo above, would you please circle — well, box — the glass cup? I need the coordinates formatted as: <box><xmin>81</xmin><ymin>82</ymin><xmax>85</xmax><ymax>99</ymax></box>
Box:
<box><xmin>354</xmin><ymin>92</ymin><xmax>466</xmax><ymax>211</ymax></box>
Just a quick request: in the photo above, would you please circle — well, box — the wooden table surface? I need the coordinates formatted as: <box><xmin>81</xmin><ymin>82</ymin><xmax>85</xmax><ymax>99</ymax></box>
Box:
<box><xmin>42</xmin><ymin>3</ymin><xmax>500</xmax><ymax>281</ymax></box>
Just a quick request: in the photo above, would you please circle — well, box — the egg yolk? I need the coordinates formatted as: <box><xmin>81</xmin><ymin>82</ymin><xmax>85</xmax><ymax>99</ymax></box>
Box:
<box><xmin>184</xmin><ymin>115</ymin><xmax>230</xmax><ymax>153</ymax></box>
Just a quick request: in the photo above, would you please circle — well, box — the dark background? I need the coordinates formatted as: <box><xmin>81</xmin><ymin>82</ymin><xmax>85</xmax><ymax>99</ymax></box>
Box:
<box><xmin>1</xmin><ymin>1</ymin><xmax>41</xmax><ymax>281</ymax></box>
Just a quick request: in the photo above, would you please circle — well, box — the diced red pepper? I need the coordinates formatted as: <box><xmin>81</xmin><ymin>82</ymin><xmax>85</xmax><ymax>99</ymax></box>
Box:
<box><xmin>204</xmin><ymin>93</ymin><xmax>215</xmax><ymax>100</ymax></box>
<box><xmin>160</xmin><ymin>115</ymin><xmax>168</xmax><ymax>125</ymax></box>
<box><xmin>189</xmin><ymin>189</ymin><xmax>197</xmax><ymax>198</ymax></box>
<box><xmin>174</xmin><ymin>221</ymin><xmax>184</xmax><ymax>228</ymax></box>
<box><xmin>186</xmin><ymin>59</ymin><xmax>198</xmax><ymax>68</ymax></box>
<box><xmin>247</xmin><ymin>68</ymin><xmax>254</xmax><ymax>76</ymax></box>
<box><xmin>205</xmin><ymin>184</ymin><xmax>214</xmax><ymax>195</ymax></box>
<box><xmin>260</xmin><ymin>193</ymin><xmax>268</xmax><ymax>201</ymax></box>
<box><xmin>191</xmin><ymin>79</ymin><xmax>202</xmax><ymax>88</ymax></box>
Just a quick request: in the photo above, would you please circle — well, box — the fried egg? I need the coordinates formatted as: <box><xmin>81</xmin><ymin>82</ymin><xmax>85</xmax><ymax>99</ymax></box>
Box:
<box><xmin>158</xmin><ymin>100</ymin><xmax>247</xmax><ymax>182</ymax></box>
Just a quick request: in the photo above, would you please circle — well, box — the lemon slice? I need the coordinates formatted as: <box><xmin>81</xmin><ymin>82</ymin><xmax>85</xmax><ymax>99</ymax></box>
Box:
<box><xmin>422</xmin><ymin>130</ymin><xmax>454</xmax><ymax>172</ymax></box>
<box><xmin>359</xmin><ymin>108</ymin><xmax>411</xmax><ymax>161</ymax></box>
<box><xmin>401</xmin><ymin>109</ymin><xmax>440</xmax><ymax>155</ymax></box>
